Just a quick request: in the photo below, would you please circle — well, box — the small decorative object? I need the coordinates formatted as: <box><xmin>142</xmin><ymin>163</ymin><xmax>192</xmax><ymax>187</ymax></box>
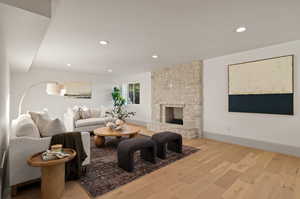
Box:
<box><xmin>115</xmin><ymin>125</ymin><xmax>123</xmax><ymax>131</ymax></box>
<box><xmin>106</xmin><ymin>122</ymin><xmax>117</xmax><ymax>129</ymax></box>
<box><xmin>41</xmin><ymin>150</ymin><xmax>70</xmax><ymax>161</ymax></box>
<box><xmin>115</xmin><ymin>119</ymin><xmax>125</xmax><ymax>126</ymax></box>
<box><xmin>106</xmin><ymin>120</ymin><xmax>123</xmax><ymax>131</ymax></box>
<box><xmin>51</xmin><ymin>144</ymin><xmax>63</xmax><ymax>152</ymax></box>
<box><xmin>107</xmin><ymin>87</ymin><xmax>136</xmax><ymax>121</ymax></box>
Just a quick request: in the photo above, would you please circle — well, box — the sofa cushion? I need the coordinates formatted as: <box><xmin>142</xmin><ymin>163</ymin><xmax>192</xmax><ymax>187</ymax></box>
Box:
<box><xmin>75</xmin><ymin>118</ymin><xmax>107</xmax><ymax>128</ymax></box>
<box><xmin>12</xmin><ymin>114</ymin><xmax>40</xmax><ymax>138</ymax></box>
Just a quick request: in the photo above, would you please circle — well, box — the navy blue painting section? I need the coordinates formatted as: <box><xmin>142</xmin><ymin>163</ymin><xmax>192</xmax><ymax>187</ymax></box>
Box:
<box><xmin>229</xmin><ymin>94</ymin><xmax>293</xmax><ymax>115</ymax></box>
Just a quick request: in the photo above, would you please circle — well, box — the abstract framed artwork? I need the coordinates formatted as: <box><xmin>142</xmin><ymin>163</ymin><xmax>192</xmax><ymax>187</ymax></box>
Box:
<box><xmin>228</xmin><ymin>55</ymin><xmax>294</xmax><ymax>115</ymax></box>
<box><xmin>63</xmin><ymin>81</ymin><xmax>92</xmax><ymax>99</ymax></box>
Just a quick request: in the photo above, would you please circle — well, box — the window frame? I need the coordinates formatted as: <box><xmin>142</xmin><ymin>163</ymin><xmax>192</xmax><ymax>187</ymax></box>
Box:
<box><xmin>127</xmin><ymin>82</ymin><xmax>140</xmax><ymax>105</ymax></box>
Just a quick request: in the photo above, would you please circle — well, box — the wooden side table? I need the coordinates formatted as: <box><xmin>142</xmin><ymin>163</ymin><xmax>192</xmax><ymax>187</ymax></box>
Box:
<box><xmin>27</xmin><ymin>148</ymin><xmax>76</xmax><ymax>199</ymax></box>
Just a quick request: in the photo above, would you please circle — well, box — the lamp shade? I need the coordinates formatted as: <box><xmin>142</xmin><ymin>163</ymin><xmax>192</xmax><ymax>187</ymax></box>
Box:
<box><xmin>46</xmin><ymin>83</ymin><xmax>61</xmax><ymax>95</ymax></box>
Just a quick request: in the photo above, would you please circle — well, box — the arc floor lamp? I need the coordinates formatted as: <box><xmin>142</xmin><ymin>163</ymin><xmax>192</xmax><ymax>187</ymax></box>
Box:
<box><xmin>18</xmin><ymin>81</ymin><xmax>65</xmax><ymax>116</ymax></box>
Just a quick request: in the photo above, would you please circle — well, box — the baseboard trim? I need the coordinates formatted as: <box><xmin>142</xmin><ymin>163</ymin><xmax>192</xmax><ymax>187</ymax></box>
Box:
<box><xmin>203</xmin><ymin>131</ymin><xmax>300</xmax><ymax>157</ymax></box>
<box><xmin>126</xmin><ymin>119</ymin><xmax>148</xmax><ymax>127</ymax></box>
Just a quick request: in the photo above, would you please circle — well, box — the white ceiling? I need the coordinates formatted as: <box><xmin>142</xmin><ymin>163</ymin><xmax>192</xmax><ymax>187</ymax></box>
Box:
<box><xmin>30</xmin><ymin>0</ymin><xmax>300</xmax><ymax>75</ymax></box>
<box><xmin>0</xmin><ymin>0</ymin><xmax>51</xmax><ymax>17</ymax></box>
<box><xmin>0</xmin><ymin>3</ymin><xmax>50</xmax><ymax>72</ymax></box>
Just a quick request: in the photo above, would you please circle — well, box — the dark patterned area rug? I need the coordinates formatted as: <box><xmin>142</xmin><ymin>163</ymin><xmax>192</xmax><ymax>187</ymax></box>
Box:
<box><xmin>79</xmin><ymin>135</ymin><xmax>199</xmax><ymax>198</ymax></box>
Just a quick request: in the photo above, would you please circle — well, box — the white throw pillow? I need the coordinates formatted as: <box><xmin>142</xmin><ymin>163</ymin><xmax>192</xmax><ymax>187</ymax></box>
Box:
<box><xmin>12</xmin><ymin>114</ymin><xmax>40</xmax><ymax>138</ymax></box>
<box><xmin>79</xmin><ymin>107</ymin><xmax>91</xmax><ymax>119</ymax></box>
<box><xmin>72</xmin><ymin>106</ymin><xmax>81</xmax><ymax>121</ymax></box>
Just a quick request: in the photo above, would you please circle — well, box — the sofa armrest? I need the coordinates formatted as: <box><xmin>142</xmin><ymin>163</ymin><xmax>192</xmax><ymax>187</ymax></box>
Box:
<box><xmin>64</xmin><ymin>113</ymin><xmax>75</xmax><ymax>131</ymax></box>
<box><xmin>9</xmin><ymin>136</ymin><xmax>51</xmax><ymax>186</ymax></box>
<box><xmin>9</xmin><ymin>132</ymin><xmax>90</xmax><ymax>186</ymax></box>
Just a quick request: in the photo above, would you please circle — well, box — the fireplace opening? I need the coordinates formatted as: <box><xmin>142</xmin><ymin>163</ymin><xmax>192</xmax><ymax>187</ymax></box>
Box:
<box><xmin>165</xmin><ymin>107</ymin><xmax>183</xmax><ymax>125</ymax></box>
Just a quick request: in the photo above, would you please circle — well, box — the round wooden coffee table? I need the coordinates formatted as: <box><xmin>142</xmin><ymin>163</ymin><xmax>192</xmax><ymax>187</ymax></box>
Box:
<box><xmin>27</xmin><ymin>148</ymin><xmax>76</xmax><ymax>199</ymax></box>
<box><xmin>94</xmin><ymin>124</ymin><xmax>140</xmax><ymax>147</ymax></box>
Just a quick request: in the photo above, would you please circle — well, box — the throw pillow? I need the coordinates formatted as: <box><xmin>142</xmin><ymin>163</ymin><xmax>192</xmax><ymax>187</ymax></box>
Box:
<box><xmin>40</xmin><ymin>118</ymin><xmax>66</xmax><ymax>137</ymax></box>
<box><xmin>72</xmin><ymin>106</ymin><xmax>81</xmax><ymax>121</ymax></box>
<box><xmin>79</xmin><ymin>107</ymin><xmax>91</xmax><ymax>119</ymax></box>
<box><xmin>90</xmin><ymin>108</ymin><xmax>101</xmax><ymax>118</ymax></box>
<box><xmin>29</xmin><ymin>110</ymin><xmax>66</xmax><ymax>137</ymax></box>
<box><xmin>28</xmin><ymin>110</ymin><xmax>50</xmax><ymax>134</ymax></box>
<box><xmin>12</xmin><ymin>114</ymin><xmax>40</xmax><ymax>138</ymax></box>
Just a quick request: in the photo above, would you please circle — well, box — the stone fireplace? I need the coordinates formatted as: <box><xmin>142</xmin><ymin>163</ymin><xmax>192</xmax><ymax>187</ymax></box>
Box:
<box><xmin>147</xmin><ymin>61</ymin><xmax>203</xmax><ymax>139</ymax></box>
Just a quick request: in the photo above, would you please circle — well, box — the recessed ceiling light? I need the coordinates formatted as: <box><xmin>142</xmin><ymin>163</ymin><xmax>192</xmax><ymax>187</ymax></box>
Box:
<box><xmin>236</xmin><ymin>27</ymin><xmax>246</xmax><ymax>33</ymax></box>
<box><xmin>107</xmin><ymin>69</ymin><xmax>113</xmax><ymax>73</ymax></box>
<box><xmin>99</xmin><ymin>40</ymin><xmax>109</xmax><ymax>45</ymax></box>
<box><xmin>67</xmin><ymin>63</ymin><xmax>71</xmax><ymax>67</ymax></box>
<box><xmin>152</xmin><ymin>54</ymin><xmax>158</xmax><ymax>59</ymax></box>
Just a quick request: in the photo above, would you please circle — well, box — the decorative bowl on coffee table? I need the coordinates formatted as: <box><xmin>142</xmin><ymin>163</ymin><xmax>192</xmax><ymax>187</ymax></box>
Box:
<box><xmin>93</xmin><ymin>124</ymin><xmax>140</xmax><ymax>147</ymax></box>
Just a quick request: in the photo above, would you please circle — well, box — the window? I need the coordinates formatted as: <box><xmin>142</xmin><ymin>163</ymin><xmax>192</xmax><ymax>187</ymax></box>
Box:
<box><xmin>128</xmin><ymin>83</ymin><xmax>140</xmax><ymax>104</ymax></box>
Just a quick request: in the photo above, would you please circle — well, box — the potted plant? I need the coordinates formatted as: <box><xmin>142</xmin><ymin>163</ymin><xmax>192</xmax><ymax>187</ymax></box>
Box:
<box><xmin>106</xmin><ymin>87</ymin><xmax>135</xmax><ymax>127</ymax></box>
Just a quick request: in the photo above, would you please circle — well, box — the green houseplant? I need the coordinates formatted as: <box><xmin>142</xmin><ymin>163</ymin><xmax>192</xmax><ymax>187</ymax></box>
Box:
<box><xmin>107</xmin><ymin>87</ymin><xmax>135</xmax><ymax>121</ymax></box>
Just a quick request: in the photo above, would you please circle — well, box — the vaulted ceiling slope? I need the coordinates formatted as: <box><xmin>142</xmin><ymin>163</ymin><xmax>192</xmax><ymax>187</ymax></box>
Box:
<box><xmin>31</xmin><ymin>0</ymin><xmax>300</xmax><ymax>74</ymax></box>
<box><xmin>0</xmin><ymin>2</ymin><xmax>50</xmax><ymax>72</ymax></box>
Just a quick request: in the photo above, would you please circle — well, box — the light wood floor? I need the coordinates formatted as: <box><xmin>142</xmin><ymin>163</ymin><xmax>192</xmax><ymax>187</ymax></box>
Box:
<box><xmin>14</xmin><ymin>125</ymin><xmax>300</xmax><ymax>199</ymax></box>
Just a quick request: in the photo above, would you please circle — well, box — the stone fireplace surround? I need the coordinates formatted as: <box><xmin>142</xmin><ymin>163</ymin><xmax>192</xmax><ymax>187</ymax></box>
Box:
<box><xmin>147</xmin><ymin>61</ymin><xmax>203</xmax><ymax>139</ymax></box>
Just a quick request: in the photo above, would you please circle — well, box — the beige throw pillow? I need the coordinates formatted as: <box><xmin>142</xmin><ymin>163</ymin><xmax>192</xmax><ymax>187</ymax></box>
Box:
<box><xmin>29</xmin><ymin>110</ymin><xmax>50</xmax><ymax>134</ymax></box>
<box><xmin>29</xmin><ymin>110</ymin><xmax>50</xmax><ymax>129</ymax></box>
<box><xmin>29</xmin><ymin>111</ymin><xmax>66</xmax><ymax>137</ymax></box>
<box><xmin>40</xmin><ymin>118</ymin><xmax>66</xmax><ymax>137</ymax></box>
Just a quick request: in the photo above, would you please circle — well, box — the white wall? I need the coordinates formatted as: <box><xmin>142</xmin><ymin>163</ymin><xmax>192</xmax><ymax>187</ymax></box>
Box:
<box><xmin>111</xmin><ymin>72</ymin><xmax>151</xmax><ymax>124</ymax></box>
<box><xmin>10</xmin><ymin>68</ymin><xmax>113</xmax><ymax>120</ymax></box>
<box><xmin>0</xmin><ymin>32</ymin><xmax>10</xmax><ymax>198</ymax></box>
<box><xmin>203</xmin><ymin>40</ymin><xmax>300</xmax><ymax>148</ymax></box>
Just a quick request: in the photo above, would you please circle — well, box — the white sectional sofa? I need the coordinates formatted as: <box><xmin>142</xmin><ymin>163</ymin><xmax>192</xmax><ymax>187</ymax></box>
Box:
<box><xmin>64</xmin><ymin>106</ymin><xmax>112</xmax><ymax>132</ymax></box>
<box><xmin>9</xmin><ymin>111</ymin><xmax>91</xmax><ymax>191</ymax></box>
